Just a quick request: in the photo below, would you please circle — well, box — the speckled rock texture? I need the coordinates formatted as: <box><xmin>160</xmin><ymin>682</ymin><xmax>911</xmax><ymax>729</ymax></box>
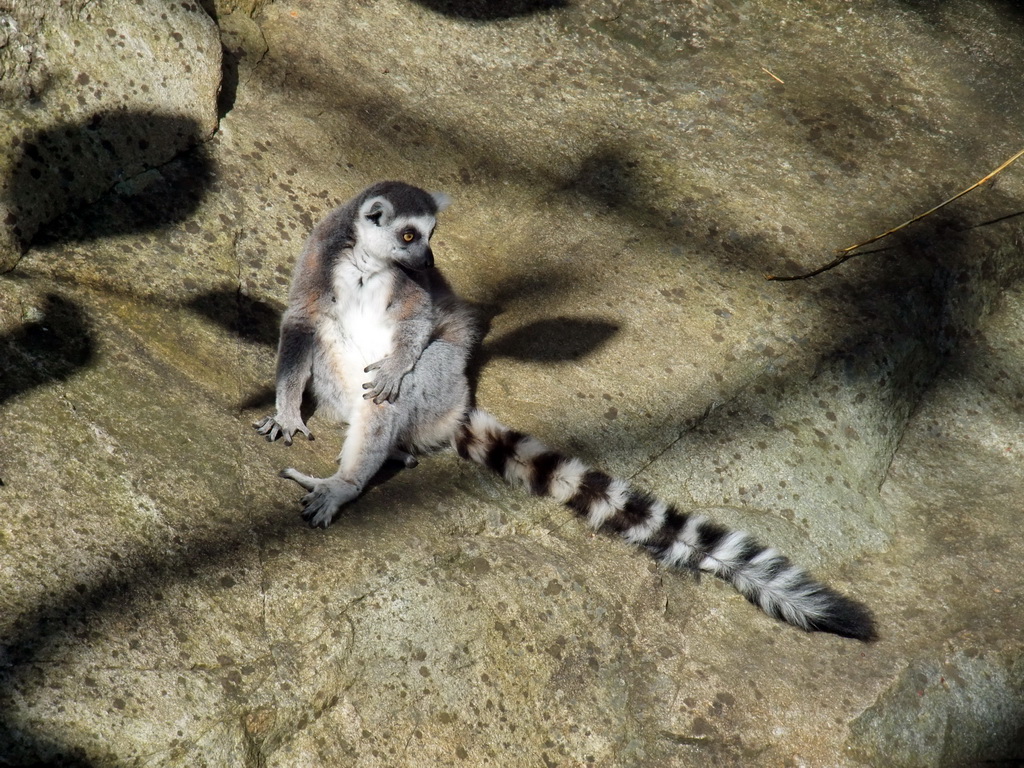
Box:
<box><xmin>1</xmin><ymin>0</ymin><xmax>1023</xmax><ymax>766</ymax></box>
<box><xmin>0</xmin><ymin>0</ymin><xmax>221</xmax><ymax>270</ymax></box>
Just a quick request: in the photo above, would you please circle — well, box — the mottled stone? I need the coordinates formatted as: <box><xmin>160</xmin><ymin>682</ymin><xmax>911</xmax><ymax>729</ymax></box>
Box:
<box><xmin>0</xmin><ymin>0</ymin><xmax>221</xmax><ymax>270</ymax></box>
<box><xmin>1</xmin><ymin>0</ymin><xmax>1023</xmax><ymax>765</ymax></box>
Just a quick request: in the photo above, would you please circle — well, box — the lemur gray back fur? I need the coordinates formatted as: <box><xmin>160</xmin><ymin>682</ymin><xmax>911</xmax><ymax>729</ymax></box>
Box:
<box><xmin>255</xmin><ymin>181</ymin><xmax>876</xmax><ymax>642</ymax></box>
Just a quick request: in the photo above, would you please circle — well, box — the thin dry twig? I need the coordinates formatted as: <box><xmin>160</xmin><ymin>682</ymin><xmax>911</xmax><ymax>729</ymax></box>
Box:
<box><xmin>765</xmin><ymin>246</ymin><xmax>894</xmax><ymax>282</ymax></box>
<box><xmin>761</xmin><ymin>67</ymin><xmax>784</xmax><ymax>84</ymax></box>
<box><xmin>766</xmin><ymin>146</ymin><xmax>1024</xmax><ymax>281</ymax></box>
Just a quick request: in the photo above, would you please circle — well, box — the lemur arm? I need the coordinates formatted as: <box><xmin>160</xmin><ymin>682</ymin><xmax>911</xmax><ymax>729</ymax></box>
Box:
<box><xmin>362</xmin><ymin>280</ymin><xmax>434</xmax><ymax>404</ymax></box>
<box><xmin>254</xmin><ymin>311</ymin><xmax>316</xmax><ymax>444</ymax></box>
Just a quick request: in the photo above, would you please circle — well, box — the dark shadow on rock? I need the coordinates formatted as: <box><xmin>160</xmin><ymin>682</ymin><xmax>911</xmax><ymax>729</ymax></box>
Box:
<box><xmin>0</xmin><ymin>737</ymin><xmax>113</xmax><ymax>768</ymax></box>
<box><xmin>0</xmin><ymin>510</ymin><xmax>302</xmax><ymax>767</ymax></box>
<box><xmin>6</xmin><ymin>111</ymin><xmax>213</xmax><ymax>250</ymax></box>
<box><xmin>187</xmin><ymin>288</ymin><xmax>283</xmax><ymax>347</ymax></box>
<box><xmin>0</xmin><ymin>294</ymin><xmax>95</xmax><ymax>406</ymax></box>
<box><xmin>561</xmin><ymin>148</ymin><xmax>643</xmax><ymax>210</ymax></box>
<box><xmin>483</xmin><ymin>316</ymin><xmax>619</xmax><ymax>363</ymax></box>
<box><xmin>596</xmin><ymin>207</ymin><xmax>1024</xmax><ymax>495</ymax></box>
<box><xmin>245</xmin><ymin>3</ymin><xmax>1024</xmax><ymax>286</ymax></box>
<box><xmin>410</xmin><ymin>0</ymin><xmax>567</xmax><ymax>20</ymax></box>
<box><xmin>186</xmin><ymin>287</ymin><xmax>282</xmax><ymax>412</ymax></box>
<box><xmin>452</xmin><ymin>267</ymin><xmax>589</xmax><ymax>399</ymax></box>
<box><xmin>897</xmin><ymin>0</ymin><xmax>1024</xmax><ymax>21</ymax></box>
<box><xmin>240</xmin><ymin>384</ymin><xmax>277</xmax><ymax>412</ymax></box>
<box><xmin>957</xmin><ymin>208</ymin><xmax>1024</xmax><ymax>232</ymax></box>
<box><xmin>815</xmin><ymin>208</ymin><xmax>1019</xmax><ymax>356</ymax></box>
<box><xmin>33</xmin><ymin>147</ymin><xmax>215</xmax><ymax>249</ymax></box>
<box><xmin>472</xmin><ymin>271</ymin><xmax>576</xmax><ymax>320</ymax></box>
<box><xmin>218</xmin><ymin>45</ymin><xmax>241</xmax><ymax>118</ymax></box>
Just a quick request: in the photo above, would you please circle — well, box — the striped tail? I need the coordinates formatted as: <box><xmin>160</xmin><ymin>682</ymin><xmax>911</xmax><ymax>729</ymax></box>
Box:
<box><xmin>454</xmin><ymin>408</ymin><xmax>876</xmax><ymax>641</ymax></box>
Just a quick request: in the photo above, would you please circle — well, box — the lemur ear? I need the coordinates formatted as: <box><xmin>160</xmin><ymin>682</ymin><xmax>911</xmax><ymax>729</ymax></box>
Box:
<box><xmin>361</xmin><ymin>197</ymin><xmax>394</xmax><ymax>226</ymax></box>
<box><xmin>431</xmin><ymin>192</ymin><xmax>451</xmax><ymax>212</ymax></box>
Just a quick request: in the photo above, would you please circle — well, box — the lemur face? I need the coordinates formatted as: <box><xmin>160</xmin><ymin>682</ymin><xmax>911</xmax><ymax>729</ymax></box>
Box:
<box><xmin>390</xmin><ymin>214</ymin><xmax>437</xmax><ymax>270</ymax></box>
<box><xmin>356</xmin><ymin>195</ymin><xmax>438</xmax><ymax>270</ymax></box>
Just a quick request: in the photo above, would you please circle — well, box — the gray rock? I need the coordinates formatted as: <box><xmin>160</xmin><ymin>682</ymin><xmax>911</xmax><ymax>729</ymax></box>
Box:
<box><xmin>0</xmin><ymin>0</ymin><xmax>221</xmax><ymax>270</ymax></box>
<box><xmin>849</xmin><ymin>650</ymin><xmax>1024</xmax><ymax>767</ymax></box>
<box><xmin>1</xmin><ymin>0</ymin><xmax>1023</xmax><ymax>765</ymax></box>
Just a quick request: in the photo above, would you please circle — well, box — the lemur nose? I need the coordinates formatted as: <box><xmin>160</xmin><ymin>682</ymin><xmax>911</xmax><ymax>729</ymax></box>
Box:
<box><xmin>424</xmin><ymin>247</ymin><xmax>434</xmax><ymax>268</ymax></box>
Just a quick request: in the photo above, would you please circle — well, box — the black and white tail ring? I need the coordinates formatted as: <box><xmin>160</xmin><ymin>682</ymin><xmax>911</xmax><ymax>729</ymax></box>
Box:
<box><xmin>454</xmin><ymin>408</ymin><xmax>876</xmax><ymax>641</ymax></box>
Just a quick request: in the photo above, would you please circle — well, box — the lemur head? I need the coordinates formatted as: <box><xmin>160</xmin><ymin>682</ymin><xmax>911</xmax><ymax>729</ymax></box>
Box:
<box><xmin>353</xmin><ymin>181</ymin><xmax>450</xmax><ymax>271</ymax></box>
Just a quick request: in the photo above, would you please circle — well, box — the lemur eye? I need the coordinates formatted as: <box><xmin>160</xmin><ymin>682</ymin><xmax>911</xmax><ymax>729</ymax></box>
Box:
<box><xmin>402</xmin><ymin>230</ymin><xmax>416</xmax><ymax>243</ymax></box>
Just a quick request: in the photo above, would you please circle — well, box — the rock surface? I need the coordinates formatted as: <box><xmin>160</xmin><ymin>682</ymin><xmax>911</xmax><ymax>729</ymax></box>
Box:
<box><xmin>0</xmin><ymin>0</ymin><xmax>221</xmax><ymax>270</ymax></box>
<box><xmin>1</xmin><ymin>0</ymin><xmax>1023</xmax><ymax>765</ymax></box>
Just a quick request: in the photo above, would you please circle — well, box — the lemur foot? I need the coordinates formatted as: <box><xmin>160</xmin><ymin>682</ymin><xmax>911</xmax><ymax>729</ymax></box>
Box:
<box><xmin>389</xmin><ymin>449</ymin><xmax>419</xmax><ymax>468</ymax></box>
<box><xmin>279</xmin><ymin>468</ymin><xmax>360</xmax><ymax>528</ymax></box>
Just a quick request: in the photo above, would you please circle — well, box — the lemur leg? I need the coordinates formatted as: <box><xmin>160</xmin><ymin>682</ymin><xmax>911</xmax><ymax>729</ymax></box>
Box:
<box><xmin>280</xmin><ymin>340</ymin><xmax>471</xmax><ymax>528</ymax></box>
<box><xmin>396</xmin><ymin>340</ymin><xmax>472</xmax><ymax>453</ymax></box>
<box><xmin>281</xmin><ymin>400</ymin><xmax>404</xmax><ymax>528</ymax></box>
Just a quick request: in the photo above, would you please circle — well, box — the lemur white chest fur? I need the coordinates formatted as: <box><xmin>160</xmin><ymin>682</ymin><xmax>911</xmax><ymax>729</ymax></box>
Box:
<box><xmin>327</xmin><ymin>255</ymin><xmax>397</xmax><ymax>372</ymax></box>
<box><xmin>256</xmin><ymin>180</ymin><xmax>875</xmax><ymax>642</ymax></box>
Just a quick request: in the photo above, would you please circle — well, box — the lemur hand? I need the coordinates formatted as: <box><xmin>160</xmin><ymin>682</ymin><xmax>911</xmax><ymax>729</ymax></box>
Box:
<box><xmin>253</xmin><ymin>414</ymin><xmax>313</xmax><ymax>445</ymax></box>
<box><xmin>361</xmin><ymin>355</ymin><xmax>414</xmax><ymax>404</ymax></box>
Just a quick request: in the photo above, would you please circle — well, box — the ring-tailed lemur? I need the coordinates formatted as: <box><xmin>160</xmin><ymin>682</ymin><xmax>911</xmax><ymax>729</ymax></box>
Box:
<box><xmin>255</xmin><ymin>181</ymin><xmax>876</xmax><ymax>641</ymax></box>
